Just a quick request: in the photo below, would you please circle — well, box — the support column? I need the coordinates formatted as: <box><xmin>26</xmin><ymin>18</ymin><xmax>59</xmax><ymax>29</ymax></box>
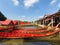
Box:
<box><xmin>43</xmin><ymin>20</ymin><xmax>45</xmax><ymax>25</ymax></box>
<box><xmin>39</xmin><ymin>21</ymin><xmax>41</xmax><ymax>24</ymax></box>
<box><xmin>51</xmin><ymin>16</ymin><xmax>54</xmax><ymax>27</ymax></box>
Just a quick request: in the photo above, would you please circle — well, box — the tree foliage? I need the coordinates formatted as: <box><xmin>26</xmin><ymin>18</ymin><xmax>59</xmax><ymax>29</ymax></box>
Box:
<box><xmin>0</xmin><ymin>12</ymin><xmax>7</xmax><ymax>21</ymax></box>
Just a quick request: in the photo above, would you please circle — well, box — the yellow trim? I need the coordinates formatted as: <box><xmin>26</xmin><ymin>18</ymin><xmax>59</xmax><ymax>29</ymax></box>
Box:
<box><xmin>47</xmin><ymin>21</ymin><xmax>53</xmax><ymax>27</ymax></box>
<box><xmin>55</xmin><ymin>22</ymin><xmax>60</xmax><ymax>28</ymax></box>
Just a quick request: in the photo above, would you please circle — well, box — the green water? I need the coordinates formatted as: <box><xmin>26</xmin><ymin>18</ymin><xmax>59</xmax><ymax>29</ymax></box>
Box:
<box><xmin>0</xmin><ymin>38</ymin><xmax>51</xmax><ymax>45</ymax></box>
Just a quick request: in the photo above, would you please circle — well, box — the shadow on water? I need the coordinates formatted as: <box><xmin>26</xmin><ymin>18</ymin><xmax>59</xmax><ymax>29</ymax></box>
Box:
<box><xmin>0</xmin><ymin>38</ymin><xmax>11</xmax><ymax>42</ymax></box>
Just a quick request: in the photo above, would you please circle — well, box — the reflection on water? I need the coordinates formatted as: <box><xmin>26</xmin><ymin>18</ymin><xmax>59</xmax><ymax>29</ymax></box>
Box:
<box><xmin>21</xmin><ymin>26</ymin><xmax>37</xmax><ymax>30</ymax></box>
<box><xmin>23</xmin><ymin>42</ymin><xmax>51</xmax><ymax>45</ymax></box>
<box><xmin>0</xmin><ymin>42</ymin><xmax>51</xmax><ymax>45</ymax></box>
<box><xmin>0</xmin><ymin>39</ymin><xmax>51</xmax><ymax>45</ymax></box>
<box><xmin>21</xmin><ymin>26</ymin><xmax>37</xmax><ymax>28</ymax></box>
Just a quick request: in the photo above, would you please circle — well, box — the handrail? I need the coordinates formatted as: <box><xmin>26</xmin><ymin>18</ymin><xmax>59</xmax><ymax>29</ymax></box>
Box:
<box><xmin>33</xmin><ymin>21</ymin><xmax>54</xmax><ymax>27</ymax></box>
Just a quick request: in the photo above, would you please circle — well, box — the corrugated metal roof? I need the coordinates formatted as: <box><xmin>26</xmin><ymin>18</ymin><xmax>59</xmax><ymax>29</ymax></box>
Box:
<box><xmin>13</xmin><ymin>20</ymin><xmax>18</xmax><ymax>25</ymax></box>
<box><xmin>0</xmin><ymin>19</ymin><xmax>12</xmax><ymax>25</ymax></box>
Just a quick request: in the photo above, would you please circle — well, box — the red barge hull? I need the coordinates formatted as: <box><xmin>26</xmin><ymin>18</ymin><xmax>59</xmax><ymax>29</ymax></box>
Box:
<box><xmin>0</xmin><ymin>28</ymin><xmax>60</xmax><ymax>38</ymax></box>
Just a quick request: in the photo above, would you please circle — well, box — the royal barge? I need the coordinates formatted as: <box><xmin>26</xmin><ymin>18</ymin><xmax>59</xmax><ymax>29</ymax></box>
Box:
<box><xmin>0</xmin><ymin>10</ymin><xmax>60</xmax><ymax>38</ymax></box>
